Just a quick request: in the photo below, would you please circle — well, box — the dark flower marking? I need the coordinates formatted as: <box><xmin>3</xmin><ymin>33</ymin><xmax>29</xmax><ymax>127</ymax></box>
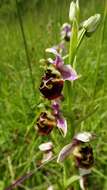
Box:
<box><xmin>75</xmin><ymin>145</ymin><xmax>94</xmax><ymax>169</ymax></box>
<box><xmin>39</xmin><ymin>68</ymin><xmax>64</xmax><ymax>100</ymax></box>
<box><xmin>36</xmin><ymin>112</ymin><xmax>56</xmax><ymax>135</ymax></box>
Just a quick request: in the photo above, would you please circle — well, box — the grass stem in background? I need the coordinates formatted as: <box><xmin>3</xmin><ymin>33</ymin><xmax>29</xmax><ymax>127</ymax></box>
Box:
<box><xmin>5</xmin><ymin>156</ymin><xmax>57</xmax><ymax>190</ymax></box>
<box><xmin>7</xmin><ymin>156</ymin><xmax>15</xmax><ymax>182</ymax></box>
<box><xmin>93</xmin><ymin>0</ymin><xmax>107</xmax><ymax>97</ymax></box>
<box><xmin>16</xmin><ymin>0</ymin><xmax>36</xmax><ymax>98</ymax></box>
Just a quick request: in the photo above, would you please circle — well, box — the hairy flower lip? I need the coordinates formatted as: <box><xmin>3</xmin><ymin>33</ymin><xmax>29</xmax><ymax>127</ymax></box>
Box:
<box><xmin>39</xmin><ymin>79</ymin><xmax>64</xmax><ymax>100</ymax></box>
<box><xmin>75</xmin><ymin>145</ymin><xmax>94</xmax><ymax>169</ymax></box>
<box><xmin>39</xmin><ymin>68</ymin><xmax>64</xmax><ymax>100</ymax></box>
<box><xmin>36</xmin><ymin>112</ymin><xmax>56</xmax><ymax>135</ymax></box>
<box><xmin>37</xmin><ymin>122</ymin><xmax>54</xmax><ymax>136</ymax></box>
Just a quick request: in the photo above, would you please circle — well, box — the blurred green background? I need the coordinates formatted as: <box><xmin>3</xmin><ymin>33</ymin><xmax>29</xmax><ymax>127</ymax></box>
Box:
<box><xmin>0</xmin><ymin>0</ymin><xmax>107</xmax><ymax>189</ymax></box>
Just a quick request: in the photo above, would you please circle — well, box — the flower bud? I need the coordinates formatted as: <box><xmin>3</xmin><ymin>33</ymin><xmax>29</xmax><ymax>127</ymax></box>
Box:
<box><xmin>61</xmin><ymin>23</ymin><xmax>71</xmax><ymax>41</ymax></box>
<box><xmin>39</xmin><ymin>142</ymin><xmax>53</xmax><ymax>163</ymax></box>
<box><xmin>81</xmin><ymin>14</ymin><xmax>101</xmax><ymax>36</ymax></box>
<box><xmin>69</xmin><ymin>1</ymin><xmax>77</xmax><ymax>22</ymax></box>
<box><xmin>76</xmin><ymin>0</ymin><xmax>80</xmax><ymax>22</ymax></box>
<box><xmin>39</xmin><ymin>67</ymin><xmax>64</xmax><ymax>100</ymax></box>
<box><xmin>69</xmin><ymin>0</ymin><xmax>80</xmax><ymax>22</ymax></box>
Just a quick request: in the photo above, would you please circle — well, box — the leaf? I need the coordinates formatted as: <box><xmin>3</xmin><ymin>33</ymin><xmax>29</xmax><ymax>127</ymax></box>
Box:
<box><xmin>0</xmin><ymin>181</ymin><xmax>4</xmax><ymax>190</ymax></box>
<box><xmin>92</xmin><ymin>168</ymin><xmax>107</xmax><ymax>180</ymax></box>
<box><xmin>69</xmin><ymin>19</ymin><xmax>78</xmax><ymax>65</ymax></box>
<box><xmin>65</xmin><ymin>175</ymin><xmax>80</xmax><ymax>188</ymax></box>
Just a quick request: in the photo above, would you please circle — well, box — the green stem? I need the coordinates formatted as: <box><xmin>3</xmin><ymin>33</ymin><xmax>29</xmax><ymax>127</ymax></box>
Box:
<box><xmin>5</xmin><ymin>155</ymin><xmax>57</xmax><ymax>190</ymax></box>
<box><xmin>63</xmin><ymin>165</ymin><xmax>66</xmax><ymax>189</ymax></box>
<box><xmin>63</xmin><ymin>28</ymin><xmax>86</xmax><ymax>61</ymax></box>
<box><xmin>66</xmin><ymin>25</ymin><xmax>86</xmax><ymax>140</ymax></box>
<box><xmin>16</xmin><ymin>0</ymin><xmax>36</xmax><ymax>98</ymax></box>
<box><xmin>69</xmin><ymin>19</ymin><xmax>78</xmax><ymax>65</ymax></box>
<box><xmin>66</xmin><ymin>81</ymin><xmax>72</xmax><ymax>112</ymax></box>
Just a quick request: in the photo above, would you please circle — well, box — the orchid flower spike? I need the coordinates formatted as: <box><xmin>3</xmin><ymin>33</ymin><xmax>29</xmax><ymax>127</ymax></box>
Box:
<box><xmin>39</xmin><ymin>142</ymin><xmax>53</xmax><ymax>163</ymax></box>
<box><xmin>51</xmin><ymin>99</ymin><xmax>67</xmax><ymax>137</ymax></box>
<box><xmin>46</xmin><ymin>48</ymin><xmax>78</xmax><ymax>81</ymax></box>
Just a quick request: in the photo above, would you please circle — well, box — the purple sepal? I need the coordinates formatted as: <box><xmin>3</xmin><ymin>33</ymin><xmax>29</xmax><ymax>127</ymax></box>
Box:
<box><xmin>46</xmin><ymin>48</ymin><xmax>78</xmax><ymax>81</ymax></box>
<box><xmin>58</xmin><ymin>64</ymin><xmax>78</xmax><ymax>81</ymax></box>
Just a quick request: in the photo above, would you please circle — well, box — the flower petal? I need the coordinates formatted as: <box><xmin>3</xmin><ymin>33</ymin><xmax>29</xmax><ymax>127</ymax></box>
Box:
<box><xmin>57</xmin><ymin>142</ymin><xmax>74</xmax><ymax>162</ymax></box>
<box><xmin>46</xmin><ymin>48</ymin><xmax>60</xmax><ymax>57</ymax></box>
<box><xmin>74</xmin><ymin>132</ymin><xmax>95</xmax><ymax>143</ymax></box>
<box><xmin>57</xmin><ymin>117</ymin><xmax>67</xmax><ymax>137</ymax></box>
<box><xmin>39</xmin><ymin>142</ymin><xmax>53</xmax><ymax>151</ymax></box>
<box><xmin>61</xmin><ymin>23</ymin><xmax>71</xmax><ymax>33</ymax></box>
<box><xmin>54</xmin><ymin>55</ymin><xmax>64</xmax><ymax>68</ymax></box>
<box><xmin>58</xmin><ymin>64</ymin><xmax>78</xmax><ymax>81</ymax></box>
<box><xmin>47</xmin><ymin>58</ymin><xmax>54</xmax><ymax>64</ymax></box>
<box><xmin>46</xmin><ymin>48</ymin><xmax>64</xmax><ymax>68</ymax></box>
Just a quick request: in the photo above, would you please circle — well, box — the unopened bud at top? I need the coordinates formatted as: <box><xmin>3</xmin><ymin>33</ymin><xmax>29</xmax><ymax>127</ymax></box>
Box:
<box><xmin>69</xmin><ymin>1</ymin><xmax>76</xmax><ymax>22</ymax></box>
<box><xmin>69</xmin><ymin>0</ymin><xmax>80</xmax><ymax>22</ymax></box>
